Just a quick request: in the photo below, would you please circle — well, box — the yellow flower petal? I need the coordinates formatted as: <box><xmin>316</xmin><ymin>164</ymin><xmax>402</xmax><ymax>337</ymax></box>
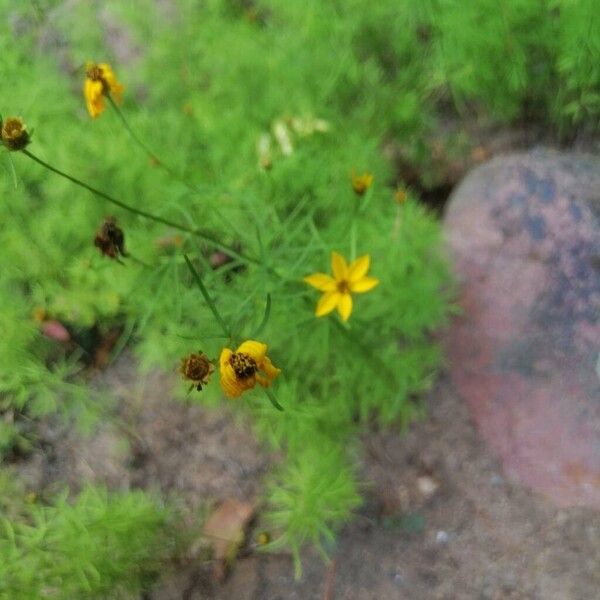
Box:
<box><xmin>255</xmin><ymin>374</ymin><xmax>270</xmax><ymax>387</ymax></box>
<box><xmin>99</xmin><ymin>63</ymin><xmax>124</xmax><ymax>102</ymax></box>
<box><xmin>337</xmin><ymin>293</ymin><xmax>353</xmax><ymax>321</ymax></box>
<box><xmin>331</xmin><ymin>252</ymin><xmax>348</xmax><ymax>281</ymax></box>
<box><xmin>316</xmin><ymin>291</ymin><xmax>341</xmax><ymax>317</ymax></box>
<box><xmin>219</xmin><ymin>347</ymin><xmax>233</xmax><ymax>369</ymax></box>
<box><xmin>219</xmin><ymin>356</ymin><xmax>245</xmax><ymax>398</ymax></box>
<box><xmin>84</xmin><ymin>78</ymin><xmax>105</xmax><ymax>118</ymax></box>
<box><xmin>261</xmin><ymin>356</ymin><xmax>281</xmax><ymax>380</ymax></box>
<box><xmin>236</xmin><ymin>340</ymin><xmax>267</xmax><ymax>363</ymax></box>
<box><xmin>221</xmin><ymin>368</ymin><xmax>243</xmax><ymax>398</ymax></box>
<box><xmin>350</xmin><ymin>276</ymin><xmax>380</xmax><ymax>293</ymax></box>
<box><xmin>303</xmin><ymin>273</ymin><xmax>337</xmax><ymax>292</ymax></box>
<box><xmin>348</xmin><ymin>254</ymin><xmax>371</xmax><ymax>282</ymax></box>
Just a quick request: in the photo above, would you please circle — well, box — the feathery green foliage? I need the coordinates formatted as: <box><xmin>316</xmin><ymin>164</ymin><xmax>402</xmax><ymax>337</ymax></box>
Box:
<box><xmin>0</xmin><ymin>482</ymin><xmax>172</xmax><ymax>600</ymax></box>
<box><xmin>0</xmin><ymin>0</ymin><xmax>597</xmax><ymax>587</ymax></box>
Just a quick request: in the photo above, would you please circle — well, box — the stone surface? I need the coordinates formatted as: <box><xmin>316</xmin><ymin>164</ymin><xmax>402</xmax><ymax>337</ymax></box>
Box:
<box><xmin>445</xmin><ymin>149</ymin><xmax>600</xmax><ymax>508</ymax></box>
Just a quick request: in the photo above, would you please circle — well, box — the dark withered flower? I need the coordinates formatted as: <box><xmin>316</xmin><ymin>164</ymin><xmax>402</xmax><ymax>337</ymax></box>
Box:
<box><xmin>180</xmin><ymin>351</ymin><xmax>215</xmax><ymax>392</ymax></box>
<box><xmin>94</xmin><ymin>216</ymin><xmax>128</xmax><ymax>261</ymax></box>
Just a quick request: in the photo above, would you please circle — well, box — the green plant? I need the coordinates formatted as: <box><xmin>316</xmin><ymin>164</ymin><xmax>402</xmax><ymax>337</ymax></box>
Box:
<box><xmin>0</xmin><ymin>484</ymin><xmax>172</xmax><ymax>600</ymax></box>
<box><xmin>430</xmin><ymin>0</ymin><xmax>599</xmax><ymax>128</ymax></box>
<box><xmin>1</xmin><ymin>0</ymin><xmax>596</xmax><ymax>582</ymax></box>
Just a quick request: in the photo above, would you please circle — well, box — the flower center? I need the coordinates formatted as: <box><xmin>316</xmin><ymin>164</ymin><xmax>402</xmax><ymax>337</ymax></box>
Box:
<box><xmin>86</xmin><ymin>65</ymin><xmax>104</xmax><ymax>81</ymax></box>
<box><xmin>4</xmin><ymin>119</ymin><xmax>22</xmax><ymax>138</ymax></box>
<box><xmin>86</xmin><ymin>65</ymin><xmax>110</xmax><ymax>93</ymax></box>
<box><xmin>230</xmin><ymin>352</ymin><xmax>257</xmax><ymax>379</ymax></box>
<box><xmin>184</xmin><ymin>355</ymin><xmax>211</xmax><ymax>381</ymax></box>
<box><xmin>337</xmin><ymin>280</ymin><xmax>350</xmax><ymax>294</ymax></box>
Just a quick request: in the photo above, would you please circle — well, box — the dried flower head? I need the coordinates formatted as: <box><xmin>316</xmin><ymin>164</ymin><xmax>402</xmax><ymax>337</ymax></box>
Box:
<box><xmin>219</xmin><ymin>340</ymin><xmax>280</xmax><ymax>399</ymax></box>
<box><xmin>84</xmin><ymin>62</ymin><xmax>124</xmax><ymax>118</ymax></box>
<box><xmin>1</xmin><ymin>117</ymin><xmax>30</xmax><ymax>151</ymax></box>
<box><xmin>304</xmin><ymin>251</ymin><xmax>379</xmax><ymax>322</ymax></box>
<box><xmin>180</xmin><ymin>351</ymin><xmax>215</xmax><ymax>391</ymax></box>
<box><xmin>351</xmin><ymin>170</ymin><xmax>373</xmax><ymax>196</ymax></box>
<box><xmin>94</xmin><ymin>217</ymin><xmax>128</xmax><ymax>261</ymax></box>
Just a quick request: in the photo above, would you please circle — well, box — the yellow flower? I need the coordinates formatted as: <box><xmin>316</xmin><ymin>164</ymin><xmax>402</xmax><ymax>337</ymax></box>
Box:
<box><xmin>351</xmin><ymin>170</ymin><xmax>373</xmax><ymax>196</ymax></box>
<box><xmin>84</xmin><ymin>62</ymin><xmax>124</xmax><ymax>118</ymax></box>
<box><xmin>219</xmin><ymin>340</ymin><xmax>281</xmax><ymax>399</ymax></box>
<box><xmin>1</xmin><ymin>117</ymin><xmax>30</xmax><ymax>151</ymax></box>
<box><xmin>304</xmin><ymin>252</ymin><xmax>379</xmax><ymax>321</ymax></box>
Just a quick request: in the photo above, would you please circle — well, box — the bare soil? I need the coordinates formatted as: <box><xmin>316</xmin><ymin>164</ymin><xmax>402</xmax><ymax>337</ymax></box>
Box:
<box><xmin>16</xmin><ymin>354</ymin><xmax>600</xmax><ymax>600</ymax></box>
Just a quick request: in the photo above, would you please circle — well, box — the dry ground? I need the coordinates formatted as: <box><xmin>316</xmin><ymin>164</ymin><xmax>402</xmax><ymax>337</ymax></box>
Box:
<box><xmin>16</xmin><ymin>354</ymin><xmax>600</xmax><ymax>600</ymax></box>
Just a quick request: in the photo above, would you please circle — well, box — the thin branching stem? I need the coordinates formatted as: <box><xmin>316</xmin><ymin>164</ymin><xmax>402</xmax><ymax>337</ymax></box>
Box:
<box><xmin>264</xmin><ymin>387</ymin><xmax>284</xmax><ymax>411</ymax></box>
<box><xmin>107</xmin><ymin>96</ymin><xmax>241</xmax><ymax>246</ymax></box>
<box><xmin>107</xmin><ymin>95</ymin><xmax>203</xmax><ymax>194</ymax></box>
<box><xmin>183</xmin><ymin>254</ymin><xmax>231</xmax><ymax>338</ymax></box>
<box><xmin>21</xmin><ymin>149</ymin><xmax>259</xmax><ymax>266</ymax></box>
<box><xmin>331</xmin><ymin>318</ymin><xmax>397</xmax><ymax>385</ymax></box>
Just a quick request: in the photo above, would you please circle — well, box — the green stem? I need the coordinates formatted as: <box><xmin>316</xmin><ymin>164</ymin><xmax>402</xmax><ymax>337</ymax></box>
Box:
<box><xmin>331</xmin><ymin>318</ymin><xmax>397</xmax><ymax>386</ymax></box>
<box><xmin>183</xmin><ymin>254</ymin><xmax>231</xmax><ymax>338</ymax></box>
<box><xmin>264</xmin><ymin>387</ymin><xmax>284</xmax><ymax>411</ymax></box>
<box><xmin>350</xmin><ymin>189</ymin><xmax>360</xmax><ymax>260</ymax></box>
<box><xmin>350</xmin><ymin>220</ymin><xmax>357</xmax><ymax>261</ymax></box>
<box><xmin>108</xmin><ymin>96</ymin><xmax>252</xmax><ymax>250</ymax></box>
<box><xmin>21</xmin><ymin>149</ymin><xmax>259</xmax><ymax>266</ymax></box>
<box><xmin>126</xmin><ymin>252</ymin><xmax>153</xmax><ymax>268</ymax></box>
<box><xmin>7</xmin><ymin>153</ymin><xmax>18</xmax><ymax>189</ymax></box>
<box><xmin>108</xmin><ymin>95</ymin><xmax>202</xmax><ymax>193</ymax></box>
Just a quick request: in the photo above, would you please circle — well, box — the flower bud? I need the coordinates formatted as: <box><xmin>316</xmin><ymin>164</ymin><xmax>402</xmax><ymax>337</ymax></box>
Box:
<box><xmin>1</xmin><ymin>117</ymin><xmax>30</xmax><ymax>151</ymax></box>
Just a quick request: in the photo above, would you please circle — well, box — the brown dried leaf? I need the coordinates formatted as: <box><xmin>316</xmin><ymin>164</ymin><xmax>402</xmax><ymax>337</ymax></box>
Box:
<box><xmin>202</xmin><ymin>499</ymin><xmax>255</xmax><ymax>581</ymax></box>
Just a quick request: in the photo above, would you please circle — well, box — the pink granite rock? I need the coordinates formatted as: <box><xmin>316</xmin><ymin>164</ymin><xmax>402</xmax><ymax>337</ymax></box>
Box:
<box><xmin>445</xmin><ymin>149</ymin><xmax>600</xmax><ymax>508</ymax></box>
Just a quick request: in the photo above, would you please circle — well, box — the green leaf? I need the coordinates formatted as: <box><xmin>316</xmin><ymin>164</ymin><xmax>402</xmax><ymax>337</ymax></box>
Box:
<box><xmin>249</xmin><ymin>294</ymin><xmax>271</xmax><ymax>339</ymax></box>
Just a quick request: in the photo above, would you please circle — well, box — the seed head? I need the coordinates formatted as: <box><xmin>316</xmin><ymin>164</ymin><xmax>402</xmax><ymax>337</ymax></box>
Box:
<box><xmin>1</xmin><ymin>117</ymin><xmax>30</xmax><ymax>151</ymax></box>
<box><xmin>180</xmin><ymin>351</ymin><xmax>214</xmax><ymax>391</ymax></box>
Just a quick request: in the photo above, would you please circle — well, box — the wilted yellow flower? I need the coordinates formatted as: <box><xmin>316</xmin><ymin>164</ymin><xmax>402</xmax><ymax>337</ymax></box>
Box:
<box><xmin>394</xmin><ymin>187</ymin><xmax>408</xmax><ymax>204</ymax></box>
<box><xmin>180</xmin><ymin>351</ymin><xmax>215</xmax><ymax>392</ymax></box>
<box><xmin>32</xmin><ymin>307</ymin><xmax>47</xmax><ymax>323</ymax></box>
<box><xmin>304</xmin><ymin>252</ymin><xmax>379</xmax><ymax>322</ymax></box>
<box><xmin>351</xmin><ymin>170</ymin><xmax>373</xmax><ymax>196</ymax></box>
<box><xmin>219</xmin><ymin>340</ymin><xmax>280</xmax><ymax>399</ymax></box>
<box><xmin>84</xmin><ymin>62</ymin><xmax>124</xmax><ymax>118</ymax></box>
<box><xmin>1</xmin><ymin>117</ymin><xmax>30</xmax><ymax>151</ymax></box>
<box><xmin>257</xmin><ymin>531</ymin><xmax>271</xmax><ymax>545</ymax></box>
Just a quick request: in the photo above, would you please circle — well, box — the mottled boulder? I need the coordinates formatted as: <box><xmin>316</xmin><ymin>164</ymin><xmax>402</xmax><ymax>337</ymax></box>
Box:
<box><xmin>445</xmin><ymin>149</ymin><xmax>600</xmax><ymax>508</ymax></box>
